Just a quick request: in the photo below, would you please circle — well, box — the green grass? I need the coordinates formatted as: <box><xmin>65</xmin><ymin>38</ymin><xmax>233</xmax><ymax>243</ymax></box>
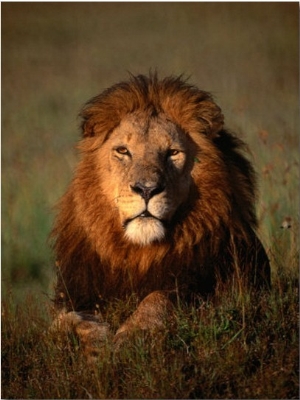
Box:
<box><xmin>2</xmin><ymin>3</ymin><xmax>299</xmax><ymax>398</ymax></box>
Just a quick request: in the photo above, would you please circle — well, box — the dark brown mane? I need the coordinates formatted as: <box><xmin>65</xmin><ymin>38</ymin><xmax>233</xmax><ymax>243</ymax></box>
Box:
<box><xmin>80</xmin><ymin>74</ymin><xmax>224</xmax><ymax>140</ymax></box>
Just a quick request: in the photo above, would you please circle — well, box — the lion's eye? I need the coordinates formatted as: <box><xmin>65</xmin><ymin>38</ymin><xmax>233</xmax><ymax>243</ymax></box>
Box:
<box><xmin>168</xmin><ymin>149</ymin><xmax>180</xmax><ymax>157</ymax></box>
<box><xmin>116</xmin><ymin>146</ymin><xmax>130</xmax><ymax>155</ymax></box>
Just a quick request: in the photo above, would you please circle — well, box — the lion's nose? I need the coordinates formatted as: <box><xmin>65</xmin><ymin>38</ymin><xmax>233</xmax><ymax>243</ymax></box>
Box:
<box><xmin>130</xmin><ymin>182</ymin><xmax>165</xmax><ymax>202</ymax></box>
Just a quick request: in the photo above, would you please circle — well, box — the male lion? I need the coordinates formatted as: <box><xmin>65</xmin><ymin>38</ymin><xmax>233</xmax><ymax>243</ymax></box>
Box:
<box><xmin>51</xmin><ymin>74</ymin><xmax>270</xmax><ymax>356</ymax></box>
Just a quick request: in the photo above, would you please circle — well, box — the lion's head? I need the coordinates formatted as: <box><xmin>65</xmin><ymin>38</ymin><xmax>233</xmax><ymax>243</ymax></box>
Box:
<box><xmin>52</xmin><ymin>74</ymin><xmax>269</xmax><ymax>314</ymax></box>
<box><xmin>93</xmin><ymin>112</ymin><xmax>197</xmax><ymax>245</ymax></box>
<box><xmin>73</xmin><ymin>74</ymin><xmax>245</xmax><ymax>247</ymax></box>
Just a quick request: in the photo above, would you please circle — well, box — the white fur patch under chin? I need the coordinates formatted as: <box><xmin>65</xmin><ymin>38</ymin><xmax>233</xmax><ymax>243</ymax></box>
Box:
<box><xmin>125</xmin><ymin>218</ymin><xmax>165</xmax><ymax>245</ymax></box>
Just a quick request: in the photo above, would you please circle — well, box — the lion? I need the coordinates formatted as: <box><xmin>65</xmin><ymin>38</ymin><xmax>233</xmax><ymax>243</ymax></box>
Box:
<box><xmin>51</xmin><ymin>74</ymin><xmax>270</xmax><ymax>358</ymax></box>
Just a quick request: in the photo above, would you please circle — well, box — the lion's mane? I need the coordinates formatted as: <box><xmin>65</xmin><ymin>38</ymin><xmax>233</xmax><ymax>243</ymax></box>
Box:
<box><xmin>52</xmin><ymin>74</ymin><xmax>270</xmax><ymax>314</ymax></box>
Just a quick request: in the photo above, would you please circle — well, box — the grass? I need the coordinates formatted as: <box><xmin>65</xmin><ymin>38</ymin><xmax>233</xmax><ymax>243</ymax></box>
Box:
<box><xmin>1</xmin><ymin>3</ymin><xmax>299</xmax><ymax>399</ymax></box>
<box><xmin>2</xmin><ymin>273</ymin><xmax>298</xmax><ymax>399</ymax></box>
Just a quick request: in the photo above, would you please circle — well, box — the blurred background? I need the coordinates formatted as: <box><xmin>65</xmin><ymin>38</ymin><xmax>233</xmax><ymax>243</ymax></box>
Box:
<box><xmin>2</xmin><ymin>3</ymin><xmax>298</xmax><ymax>304</ymax></box>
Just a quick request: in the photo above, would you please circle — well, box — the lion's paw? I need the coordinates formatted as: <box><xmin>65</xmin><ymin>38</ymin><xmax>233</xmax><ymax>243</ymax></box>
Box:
<box><xmin>52</xmin><ymin>311</ymin><xmax>112</xmax><ymax>363</ymax></box>
<box><xmin>112</xmin><ymin>329</ymin><xmax>130</xmax><ymax>352</ymax></box>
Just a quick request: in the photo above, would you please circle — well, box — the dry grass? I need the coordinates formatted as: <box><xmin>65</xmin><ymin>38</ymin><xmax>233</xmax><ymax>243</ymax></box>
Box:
<box><xmin>2</xmin><ymin>272</ymin><xmax>298</xmax><ymax>399</ymax></box>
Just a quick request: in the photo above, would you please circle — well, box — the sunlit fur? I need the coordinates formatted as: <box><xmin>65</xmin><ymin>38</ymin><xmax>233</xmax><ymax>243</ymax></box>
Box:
<box><xmin>51</xmin><ymin>74</ymin><xmax>270</xmax><ymax>317</ymax></box>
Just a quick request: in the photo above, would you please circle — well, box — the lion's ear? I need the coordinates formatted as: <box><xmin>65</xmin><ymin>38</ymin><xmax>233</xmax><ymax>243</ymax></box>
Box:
<box><xmin>81</xmin><ymin>118</ymin><xmax>110</xmax><ymax>146</ymax></box>
<box><xmin>80</xmin><ymin>102</ymin><xmax>103</xmax><ymax>138</ymax></box>
<box><xmin>81</xmin><ymin>118</ymin><xmax>96</xmax><ymax>138</ymax></box>
<box><xmin>198</xmin><ymin>100</ymin><xmax>224</xmax><ymax>138</ymax></box>
<box><xmin>80</xmin><ymin>104</ymin><xmax>117</xmax><ymax>141</ymax></box>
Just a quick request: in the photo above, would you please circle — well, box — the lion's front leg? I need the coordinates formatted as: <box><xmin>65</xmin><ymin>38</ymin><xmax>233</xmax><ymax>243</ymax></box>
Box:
<box><xmin>51</xmin><ymin>311</ymin><xmax>112</xmax><ymax>363</ymax></box>
<box><xmin>113</xmin><ymin>291</ymin><xmax>174</xmax><ymax>350</ymax></box>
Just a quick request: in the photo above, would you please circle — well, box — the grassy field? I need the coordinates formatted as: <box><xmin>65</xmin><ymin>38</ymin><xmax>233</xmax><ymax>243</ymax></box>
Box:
<box><xmin>2</xmin><ymin>3</ymin><xmax>299</xmax><ymax>399</ymax></box>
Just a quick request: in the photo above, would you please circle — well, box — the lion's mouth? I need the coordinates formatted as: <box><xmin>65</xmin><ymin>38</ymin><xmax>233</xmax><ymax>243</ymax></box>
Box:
<box><xmin>139</xmin><ymin>210</ymin><xmax>153</xmax><ymax>218</ymax></box>
<box><xmin>124</xmin><ymin>210</ymin><xmax>164</xmax><ymax>227</ymax></box>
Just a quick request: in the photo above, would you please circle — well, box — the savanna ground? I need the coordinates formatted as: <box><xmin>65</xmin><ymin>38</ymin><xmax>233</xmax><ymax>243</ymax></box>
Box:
<box><xmin>1</xmin><ymin>3</ymin><xmax>299</xmax><ymax>399</ymax></box>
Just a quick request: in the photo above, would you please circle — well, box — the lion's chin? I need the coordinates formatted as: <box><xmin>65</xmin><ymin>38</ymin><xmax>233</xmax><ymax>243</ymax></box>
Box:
<box><xmin>124</xmin><ymin>217</ymin><xmax>165</xmax><ymax>246</ymax></box>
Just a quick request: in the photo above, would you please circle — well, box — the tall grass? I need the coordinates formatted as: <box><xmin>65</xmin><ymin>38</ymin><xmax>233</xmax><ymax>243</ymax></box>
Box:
<box><xmin>2</xmin><ymin>277</ymin><xmax>298</xmax><ymax>398</ymax></box>
<box><xmin>2</xmin><ymin>3</ymin><xmax>298</xmax><ymax>398</ymax></box>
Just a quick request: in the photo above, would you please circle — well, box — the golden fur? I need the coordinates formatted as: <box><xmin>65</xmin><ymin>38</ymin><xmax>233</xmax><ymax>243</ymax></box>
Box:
<box><xmin>51</xmin><ymin>74</ymin><xmax>270</xmax><ymax>352</ymax></box>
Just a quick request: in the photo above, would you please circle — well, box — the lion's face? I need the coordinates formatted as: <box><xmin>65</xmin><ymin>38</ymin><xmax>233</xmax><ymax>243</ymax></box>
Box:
<box><xmin>98</xmin><ymin>113</ymin><xmax>196</xmax><ymax>245</ymax></box>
